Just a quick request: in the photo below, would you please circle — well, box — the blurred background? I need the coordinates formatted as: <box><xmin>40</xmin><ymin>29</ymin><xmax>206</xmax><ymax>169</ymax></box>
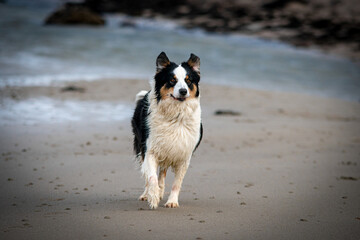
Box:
<box><xmin>0</xmin><ymin>0</ymin><xmax>359</xmax><ymax>101</ymax></box>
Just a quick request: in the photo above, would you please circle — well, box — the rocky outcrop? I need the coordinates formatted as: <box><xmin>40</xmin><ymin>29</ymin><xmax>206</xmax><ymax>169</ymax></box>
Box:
<box><xmin>45</xmin><ymin>3</ymin><xmax>105</xmax><ymax>26</ymax></box>
<box><xmin>83</xmin><ymin>0</ymin><xmax>184</xmax><ymax>14</ymax></box>
<box><xmin>44</xmin><ymin>0</ymin><xmax>360</xmax><ymax>60</ymax></box>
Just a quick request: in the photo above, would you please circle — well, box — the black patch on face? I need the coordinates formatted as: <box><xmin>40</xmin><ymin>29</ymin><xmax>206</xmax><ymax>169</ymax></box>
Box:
<box><xmin>131</xmin><ymin>92</ymin><xmax>150</xmax><ymax>161</ymax></box>
<box><xmin>181</xmin><ymin>62</ymin><xmax>200</xmax><ymax>97</ymax></box>
<box><xmin>154</xmin><ymin>62</ymin><xmax>178</xmax><ymax>103</ymax></box>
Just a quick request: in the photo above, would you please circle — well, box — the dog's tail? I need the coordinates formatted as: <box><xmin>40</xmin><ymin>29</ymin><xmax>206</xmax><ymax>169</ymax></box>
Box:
<box><xmin>135</xmin><ymin>90</ymin><xmax>148</xmax><ymax>104</ymax></box>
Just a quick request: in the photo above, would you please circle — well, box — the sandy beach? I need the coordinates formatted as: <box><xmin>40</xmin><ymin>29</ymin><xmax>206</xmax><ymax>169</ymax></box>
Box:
<box><xmin>0</xmin><ymin>78</ymin><xmax>359</xmax><ymax>240</ymax></box>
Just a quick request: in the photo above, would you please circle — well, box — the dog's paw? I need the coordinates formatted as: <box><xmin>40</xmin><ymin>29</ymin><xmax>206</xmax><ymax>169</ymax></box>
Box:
<box><xmin>147</xmin><ymin>194</ymin><xmax>160</xmax><ymax>209</ymax></box>
<box><xmin>165</xmin><ymin>201</ymin><xmax>179</xmax><ymax>208</ymax></box>
<box><xmin>138</xmin><ymin>195</ymin><xmax>148</xmax><ymax>201</ymax></box>
<box><xmin>147</xmin><ymin>182</ymin><xmax>160</xmax><ymax>209</ymax></box>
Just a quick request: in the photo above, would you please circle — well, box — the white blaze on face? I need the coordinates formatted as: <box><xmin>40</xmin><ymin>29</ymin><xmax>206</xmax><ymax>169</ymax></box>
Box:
<box><xmin>173</xmin><ymin>65</ymin><xmax>190</xmax><ymax>98</ymax></box>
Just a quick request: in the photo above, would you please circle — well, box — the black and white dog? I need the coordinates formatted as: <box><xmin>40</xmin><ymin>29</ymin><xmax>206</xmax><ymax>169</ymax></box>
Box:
<box><xmin>131</xmin><ymin>52</ymin><xmax>203</xmax><ymax>209</ymax></box>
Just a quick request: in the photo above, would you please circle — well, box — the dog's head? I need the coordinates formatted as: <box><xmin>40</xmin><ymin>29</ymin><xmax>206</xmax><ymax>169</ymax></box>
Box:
<box><xmin>154</xmin><ymin>52</ymin><xmax>200</xmax><ymax>103</ymax></box>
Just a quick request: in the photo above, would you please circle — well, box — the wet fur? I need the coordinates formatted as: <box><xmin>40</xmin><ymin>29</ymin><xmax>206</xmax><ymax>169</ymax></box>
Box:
<box><xmin>131</xmin><ymin>52</ymin><xmax>202</xmax><ymax>209</ymax></box>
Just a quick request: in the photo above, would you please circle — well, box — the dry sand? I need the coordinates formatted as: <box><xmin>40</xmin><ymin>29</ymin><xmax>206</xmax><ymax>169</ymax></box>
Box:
<box><xmin>0</xmin><ymin>79</ymin><xmax>359</xmax><ymax>240</ymax></box>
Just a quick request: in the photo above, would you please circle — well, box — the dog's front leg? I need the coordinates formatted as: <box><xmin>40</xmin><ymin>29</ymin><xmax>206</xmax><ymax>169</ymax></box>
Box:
<box><xmin>158</xmin><ymin>167</ymin><xmax>167</xmax><ymax>200</ymax></box>
<box><xmin>138</xmin><ymin>177</ymin><xmax>148</xmax><ymax>201</ymax></box>
<box><xmin>165</xmin><ymin>163</ymin><xmax>188</xmax><ymax>208</ymax></box>
<box><xmin>141</xmin><ymin>153</ymin><xmax>160</xmax><ymax>209</ymax></box>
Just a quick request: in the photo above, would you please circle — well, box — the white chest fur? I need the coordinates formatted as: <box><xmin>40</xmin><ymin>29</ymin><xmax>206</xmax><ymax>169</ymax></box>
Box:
<box><xmin>147</xmin><ymin>93</ymin><xmax>201</xmax><ymax>168</ymax></box>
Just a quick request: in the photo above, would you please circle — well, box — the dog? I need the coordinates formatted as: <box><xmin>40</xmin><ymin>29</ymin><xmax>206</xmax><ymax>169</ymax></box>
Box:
<box><xmin>131</xmin><ymin>52</ymin><xmax>203</xmax><ymax>209</ymax></box>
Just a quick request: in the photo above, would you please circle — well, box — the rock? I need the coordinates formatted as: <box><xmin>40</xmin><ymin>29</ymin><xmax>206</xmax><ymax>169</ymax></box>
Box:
<box><xmin>214</xmin><ymin>110</ymin><xmax>242</xmax><ymax>116</ymax></box>
<box><xmin>246</xmin><ymin>22</ymin><xmax>266</xmax><ymax>32</ymax></box>
<box><xmin>262</xmin><ymin>0</ymin><xmax>308</xmax><ymax>10</ymax></box>
<box><xmin>84</xmin><ymin>0</ymin><xmax>184</xmax><ymax>15</ymax></box>
<box><xmin>177</xmin><ymin>5</ymin><xmax>191</xmax><ymax>15</ymax></box>
<box><xmin>285</xmin><ymin>16</ymin><xmax>302</xmax><ymax>28</ymax></box>
<box><xmin>45</xmin><ymin>4</ymin><xmax>105</xmax><ymax>26</ymax></box>
<box><xmin>284</xmin><ymin>2</ymin><xmax>308</xmax><ymax>13</ymax></box>
<box><xmin>61</xmin><ymin>85</ymin><xmax>85</xmax><ymax>93</ymax></box>
<box><xmin>310</xmin><ymin>18</ymin><xmax>332</xmax><ymax>29</ymax></box>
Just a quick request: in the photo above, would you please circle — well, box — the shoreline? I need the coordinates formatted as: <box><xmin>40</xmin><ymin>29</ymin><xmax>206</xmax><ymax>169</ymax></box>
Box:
<box><xmin>1</xmin><ymin>77</ymin><xmax>359</xmax><ymax>103</ymax></box>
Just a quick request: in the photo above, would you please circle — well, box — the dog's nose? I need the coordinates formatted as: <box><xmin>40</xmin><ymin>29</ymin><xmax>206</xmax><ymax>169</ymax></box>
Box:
<box><xmin>179</xmin><ymin>88</ymin><xmax>188</xmax><ymax>96</ymax></box>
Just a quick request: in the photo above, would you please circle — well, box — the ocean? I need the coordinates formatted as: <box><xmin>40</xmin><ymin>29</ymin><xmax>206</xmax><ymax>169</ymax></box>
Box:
<box><xmin>1</xmin><ymin>0</ymin><xmax>360</xmax><ymax>102</ymax></box>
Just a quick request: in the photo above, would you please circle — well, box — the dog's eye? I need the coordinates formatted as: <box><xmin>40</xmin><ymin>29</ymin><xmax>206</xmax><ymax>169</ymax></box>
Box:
<box><xmin>170</xmin><ymin>78</ymin><xmax>176</xmax><ymax>84</ymax></box>
<box><xmin>186</xmin><ymin>77</ymin><xmax>191</xmax><ymax>85</ymax></box>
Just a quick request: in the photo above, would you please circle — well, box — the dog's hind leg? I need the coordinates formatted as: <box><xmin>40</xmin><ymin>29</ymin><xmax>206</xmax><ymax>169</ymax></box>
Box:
<box><xmin>141</xmin><ymin>154</ymin><xmax>160</xmax><ymax>209</ymax></box>
<box><xmin>165</xmin><ymin>163</ymin><xmax>188</xmax><ymax>208</ymax></box>
<box><xmin>158</xmin><ymin>167</ymin><xmax>167</xmax><ymax>200</ymax></box>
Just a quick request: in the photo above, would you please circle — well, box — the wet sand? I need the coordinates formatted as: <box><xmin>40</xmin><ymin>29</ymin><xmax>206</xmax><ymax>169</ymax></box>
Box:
<box><xmin>0</xmin><ymin>79</ymin><xmax>359</xmax><ymax>239</ymax></box>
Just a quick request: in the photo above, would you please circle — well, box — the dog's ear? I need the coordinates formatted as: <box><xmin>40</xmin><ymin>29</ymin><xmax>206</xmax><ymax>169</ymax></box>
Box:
<box><xmin>156</xmin><ymin>52</ymin><xmax>170</xmax><ymax>73</ymax></box>
<box><xmin>187</xmin><ymin>53</ymin><xmax>200</xmax><ymax>74</ymax></box>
